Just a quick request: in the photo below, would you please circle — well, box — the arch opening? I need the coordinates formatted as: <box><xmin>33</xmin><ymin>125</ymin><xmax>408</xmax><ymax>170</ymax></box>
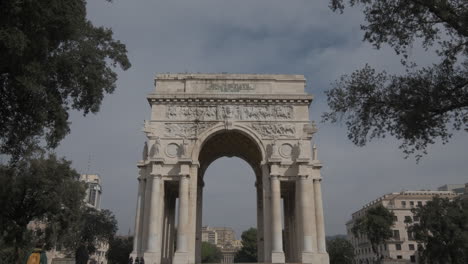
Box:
<box><xmin>195</xmin><ymin>131</ymin><xmax>264</xmax><ymax>263</ymax></box>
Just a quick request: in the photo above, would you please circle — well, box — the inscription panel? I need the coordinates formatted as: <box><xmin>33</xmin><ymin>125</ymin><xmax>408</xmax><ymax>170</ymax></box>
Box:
<box><xmin>166</xmin><ymin>105</ymin><xmax>293</xmax><ymax>121</ymax></box>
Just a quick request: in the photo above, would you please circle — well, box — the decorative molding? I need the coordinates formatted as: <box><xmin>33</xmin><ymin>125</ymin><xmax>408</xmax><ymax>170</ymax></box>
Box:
<box><xmin>165</xmin><ymin>143</ymin><xmax>180</xmax><ymax>158</ymax></box>
<box><xmin>279</xmin><ymin>143</ymin><xmax>293</xmax><ymax>158</ymax></box>
<box><xmin>251</xmin><ymin>123</ymin><xmax>296</xmax><ymax>138</ymax></box>
<box><xmin>166</xmin><ymin>105</ymin><xmax>293</xmax><ymax>121</ymax></box>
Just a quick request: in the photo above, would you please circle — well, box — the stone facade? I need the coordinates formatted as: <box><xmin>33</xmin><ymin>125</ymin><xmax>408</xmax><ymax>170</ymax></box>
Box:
<box><xmin>346</xmin><ymin>190</ymin><xmax>460</xmax><ymax>264</ymax></box>
<box><xmin>130</xmin><ymin>74</ymin><xmax>330</xmax><ymax>264</ymax></box>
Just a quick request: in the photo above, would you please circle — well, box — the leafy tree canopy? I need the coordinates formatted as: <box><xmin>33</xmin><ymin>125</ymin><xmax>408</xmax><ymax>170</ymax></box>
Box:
<box><xmin>107</xmin><ymin>236</ymin><xmax>133</xmax><ymax>264</ymax></box>
<box><xmin>326</xmin><ymin>237</ymin><xmax>355</xmax><ymax>264</ymax></box>
<box><xmin>0</xmin><ymin>0</ymin><xmax>131</xmax><ymax>161</ymax></box>
<box><xmin>201</xmin><ymin>242</ymin><xmax>222</xmax><ymax>263</ymax></box>
<box><xmin>409</xmin><ymin>197</ymin><xmax>468</xmax><ymax>264</ymax></box>
<box><xmin>234</xmin><ymin>228</ymin><xmax>257</xmax><ymax>263</ymax></box>
<box><xmin>0</xmin><ymin>154</ymin><xmax>85</xmax><ymax>263</ymax></box>
<box><xmin>324</xmin><ymin>0</ymin><xmax>468</xmax><ymax>160</ymax></box>
<box><xmin>352</xmin><ymin>205</ymin><xmax>395</xmax><ymax>262</ymax></box>
<box><xmin>62</xmin><ymin>207</ymin><xmax>118</xmax><ymax>264</ymax></box>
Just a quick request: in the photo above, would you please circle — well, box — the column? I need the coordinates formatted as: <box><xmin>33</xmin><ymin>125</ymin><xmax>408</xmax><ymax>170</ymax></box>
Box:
<box><xmin>173</xmin><ymin>174</ymin><xmax>189</xmax><ymax>264</ymax></box>
<box><xmin>141</xmin><ymin>177</ymin><xmax>152</xmax><ymax>251</ymax></box>
<box><xmin>176</xmin><ymin>175</ymin><xmax>189</xmax><ymax>252</ymax></box>
<box><xmin>314</xmin><ymin>179</ymin><xmax>326</xmax><ymax>253</ymax></box>
<box><xmin>132</xmin><ymin>178</ymin><xmax>146</xmax><ymax>255</ymax></box>
<box><xmin>146</xmin><ymin>175</ymin><xmax>162</xmax><ymax>252</ymax></box>
<box><xmin>270</xmin><ymin>175</ymin><xmax>285</xmax><ymax>263</ymax></box>
<box><xmin>299</xmin><ymin>176</ymin><xmax>317</xmax><ymax>253</ymax></box>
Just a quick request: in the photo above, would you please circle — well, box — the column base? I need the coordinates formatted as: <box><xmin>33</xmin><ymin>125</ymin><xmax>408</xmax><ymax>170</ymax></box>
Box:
<box><xmin>301</xmin><ymin>252</ymin><xmax>330</xmax><ymax>264</ymax></box>
<box><xmin>271</xmin><ymin>251</ymin><xmax>285</xmax><ymax>263</ymax></box>
<box><xmin>173</xmin><ymin>251</ymin><xmax>188</xmax><ymax>264</ymax></box>
<box><xmin>143</xmin><ymin>252</ymin><xmax>161</xmax><ymax>264</ymax></box>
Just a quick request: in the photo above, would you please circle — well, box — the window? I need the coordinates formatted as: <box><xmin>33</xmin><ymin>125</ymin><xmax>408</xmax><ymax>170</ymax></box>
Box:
<box><xmin>410</xmin><ymin>255</ymin><xmax>416</xmax><ymax>262</ymax></box>
<box><xmin>409</xmin><ymin>244</ymin><xmax>415</xmax><ymax>250</ymax></box>
<box><xmin>393</xmin><ymin>230</ymin><xmax>400</xmax><ymax>240</ymax></box>
<box><xmin>397</xmin><ymin>255</ymin><xmax>402</xmax><ymax>259</ymax></box>
<box><xmin>410</xmin><ymin>201</ymin><xmax>415</xmax><ymax>207</ymax></box>
<box><xmin>417</xmin><ymin>201</ymin><xmax>423</xmax><ymax>207</ymax></box>
<box><xmin>401</xmin><ymin>201</ymin><xmax>406</xmax><ymax>208</ymax></box>
<box><xmin>393</xmin><ymin>215</ymin><xmax>398</xmax><ymax>221</ymax></box>
<box><xmin>408</xmin><ymin>231</ymin><xmax>414</xmax><ymax>240</ymax></box>
<box><xmin>396</xmin><ymin>244</ymin><xmax>402</xmax><ymax>250</ymax></box>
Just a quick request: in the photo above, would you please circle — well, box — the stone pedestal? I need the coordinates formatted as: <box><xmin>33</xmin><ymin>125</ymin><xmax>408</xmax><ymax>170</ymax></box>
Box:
<box><xmin>172</xmin><ymin>252</ymin><xmax>188</xmax><ymax>264</ymax></box>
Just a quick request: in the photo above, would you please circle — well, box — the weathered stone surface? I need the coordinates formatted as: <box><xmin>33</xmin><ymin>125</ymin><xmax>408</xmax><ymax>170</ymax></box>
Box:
<box><xmin>132</xmin><ymin>74</ymin><xmax>329</xmax><ymax>264</ymax></box>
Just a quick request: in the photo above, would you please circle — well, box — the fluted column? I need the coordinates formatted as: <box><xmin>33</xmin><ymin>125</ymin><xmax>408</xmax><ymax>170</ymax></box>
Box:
<box><xmin>132</xmin><ymin>178</ymin><xmax>146</xmax><ymax>255</ymax></box>
<box><xmin>270</xmin><ymin>175</ymin><xmax>285</xmax><ymax>263</ymax></box>
<box><xmin>146</xmin><ymin>174</ymin><xmax>162</xmax><ymax>252</ymax></box>
<box><xmin>299</xmin><ymin>176</ymin><xmax>317</xmax><ymax>253</ymax></box>
<box><xmin>176</xmin><ymin>175</ymin><xmax>189</xmax><ymax>252</ymax></box>
<box><xmin>314</xmin><ymin>178</ymin><xmax>326</xmax><ymax>253</ymax></box>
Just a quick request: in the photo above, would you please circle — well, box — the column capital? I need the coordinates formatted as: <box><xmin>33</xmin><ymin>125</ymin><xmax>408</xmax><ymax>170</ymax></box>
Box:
<box><xmin>297</xmin><ymin>175</ymin><xmax>308</xmax><ymax>180</ymax></box>
<box><xmin>270</xmin><ymin>174</ymin><xmax>280</xmax><ymax>180</ymax></box>
<box><xmin>178</xmin><ymin>174</ymin><xmax>190</xmax><ymax>179</ymax></box>
<box><xmin>313</xmin><ymin>177</ymin><xmax>323</xmax><ymax>183</ymax></box>
<box><xmin>150</xmin><ymin>173</ymin><xmax>163</xmax><ymax>179</ymax></box>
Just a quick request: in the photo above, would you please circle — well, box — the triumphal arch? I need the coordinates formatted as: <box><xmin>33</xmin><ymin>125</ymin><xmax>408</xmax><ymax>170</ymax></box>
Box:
<box><xmin>130</xmin><ymin>74</ymin><xmax>329</xmax><ymax>264</ymax></box>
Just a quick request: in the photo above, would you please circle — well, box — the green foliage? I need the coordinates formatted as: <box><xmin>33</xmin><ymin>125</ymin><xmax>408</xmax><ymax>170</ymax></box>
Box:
<box><xmin>234</xmin><ymin>228</ymin><xmax>257</xmax><ymax>263</ymax></box>
<box><xmin>107</xmin><ymin>236</ymin><xmax>133</xmax><ymax>264</ymax></box>
<box><xmin>409</xmin><ymin>197</ymin><xmax>468</xmax><ymax>264</ymax></box>
<box><xmin>201</xmin><ymin>242</ymin><xmax>222</xmax><ymax>263</ymax></box>
<box><xmin>327</xmin><ymin>237</ymin><xmax>355</xmax><ymax>264</ymax></box>
<box><xmin>0</xmin><ymin>0</ymin><xmax>131</xmax><ymax>160</ymax></box>
<box><xmin>352</xmin><ymin>205</ymin><xmax>395</xmax><ymax>262</ymax></box>
<box><xmin>0</xmin><ymin>154</ymin><xmax>85</xmax><ymax>263</ymax></box>
<box><xmin>324</xmin><ymin>0</ymin><xmax>468</xmax><ymax>160</ymax></box>
<box><xmin>61</xmin><ymin>207</ymin><xmax>118</xmax><ymax>264</ymax></box>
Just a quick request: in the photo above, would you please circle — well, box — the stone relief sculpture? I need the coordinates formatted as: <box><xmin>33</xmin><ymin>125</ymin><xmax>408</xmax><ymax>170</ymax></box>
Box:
<box><xmin>142</xmin><ymin>142</ymin><xmax>148</xmax><ymax>160</ymax></box>
<box><xmin>164</xmin><ymin>123</ymin><xmax>214</xmax><ymax>138</ymax></box>
<box><xmin>149</xmin><ymin>137</ymin><xmax>161</xmax><ymax>158</ymax></box>
<box><xmin>180</xmin><ymin>138</ymin><xmax>189</xmax><ymax>158</ymax></box>
<box><xmin>166</xmin><ymin>105</ymin><xmax>293</xmax><ymax>121</ymax></box>
<box><xmin>271</xmin><ymin>137</ymin><xmax>280</xmax><ymax>159</ymax></box>
<box><xmin>251</xmin><ymin>123</ymin><xmax>296</xmax><ymax>138</ymax></box>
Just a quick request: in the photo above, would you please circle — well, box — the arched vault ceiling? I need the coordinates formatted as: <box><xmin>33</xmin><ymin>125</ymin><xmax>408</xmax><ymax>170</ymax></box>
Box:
<box><xmin>198</xmin><ymin>131</ymin><xmax>262</xmax><ymax>179</ymax></box>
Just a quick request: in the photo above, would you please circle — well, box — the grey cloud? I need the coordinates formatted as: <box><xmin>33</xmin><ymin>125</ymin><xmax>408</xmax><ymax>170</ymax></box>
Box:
<box><xmin>54</xmin><ymin>0</ymin><xmax>468</xmax><ymax>236</ymax></box>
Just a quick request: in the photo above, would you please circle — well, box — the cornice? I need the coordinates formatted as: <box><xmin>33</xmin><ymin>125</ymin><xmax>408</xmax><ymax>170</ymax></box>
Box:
<box><xmin>146</xmin><ymin>93</ymin><xmax>313</xmax><ymax>105</ymax></box>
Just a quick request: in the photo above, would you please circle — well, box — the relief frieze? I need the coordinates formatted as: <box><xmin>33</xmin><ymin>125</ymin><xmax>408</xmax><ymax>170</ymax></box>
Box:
<box><xmin>251</xmin><ymin>123</ymin><xmax>296</xmax><ymax>138</ymax></box>
<box><xmin>164</xmin><ymin>123</ymin><xmax>214</xmax><ymax>138</ymax></box>
<box><xmin>166</xmin><ymin>105</ymin><xmax>293</xmax><ymax>121</ymax></box>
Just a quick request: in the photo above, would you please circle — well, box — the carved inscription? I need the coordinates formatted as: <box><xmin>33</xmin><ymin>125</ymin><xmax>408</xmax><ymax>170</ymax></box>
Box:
<box><xmin>166</xmin><ymin>105</ymin><xmax>293</xmax><ymax>121</ymax></box>
<box><xmin>251</xmin><ymin>123</ymin><xmax>296</xmax><ymax>138</ymax></box>
<box><xmin>164</xmin><ymin>123</ymin><xmax>214</xmax><ymax>137</ymax></box>
<box><xmin>206</xmin><ymin>83</ymin><xmax>254</xmax><ymax>93</ymax></box>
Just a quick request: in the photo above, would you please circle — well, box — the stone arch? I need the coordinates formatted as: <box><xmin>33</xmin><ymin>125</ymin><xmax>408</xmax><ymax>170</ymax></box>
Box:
<box><xmin>190</xmin><ymin>123</ymin><xmax>267</xmax><ymax>165</ymax></box>
<box><xmin>131</xmin><ymin>74</ymin><xmax>330</xmax><ymax>264</ymax></box>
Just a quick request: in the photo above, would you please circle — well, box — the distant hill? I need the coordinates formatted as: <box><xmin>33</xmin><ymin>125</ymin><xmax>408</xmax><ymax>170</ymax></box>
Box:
<box><xmin>326</xmin><ymin>234</ymin><xmax>347</xmax><ymax>241</ymax></box>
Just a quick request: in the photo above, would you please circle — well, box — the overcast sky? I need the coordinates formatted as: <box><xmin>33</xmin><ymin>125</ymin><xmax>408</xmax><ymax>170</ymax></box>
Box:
<box><xmin>56</xmin><ymin>1</ymin><xmax>468</xmax><ymax>237</ymax></box>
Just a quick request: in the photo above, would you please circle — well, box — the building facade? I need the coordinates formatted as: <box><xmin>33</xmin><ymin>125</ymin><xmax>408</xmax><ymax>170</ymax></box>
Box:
<box><xmin>200</xmin><ymin>226</ymin><xmax>242</xmax><ymax>263</ymax></box>
<box><xmin>346</xmin><ymin>191</ymin><xmax>459</xmax><ymax>264</ymax></box>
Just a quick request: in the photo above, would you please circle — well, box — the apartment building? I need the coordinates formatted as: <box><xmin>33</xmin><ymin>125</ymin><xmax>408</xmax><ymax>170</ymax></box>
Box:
<box><xmin>346</xmin><ymin>190</ymin><xmax>459</xmax><ymax>264</ymax></box>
